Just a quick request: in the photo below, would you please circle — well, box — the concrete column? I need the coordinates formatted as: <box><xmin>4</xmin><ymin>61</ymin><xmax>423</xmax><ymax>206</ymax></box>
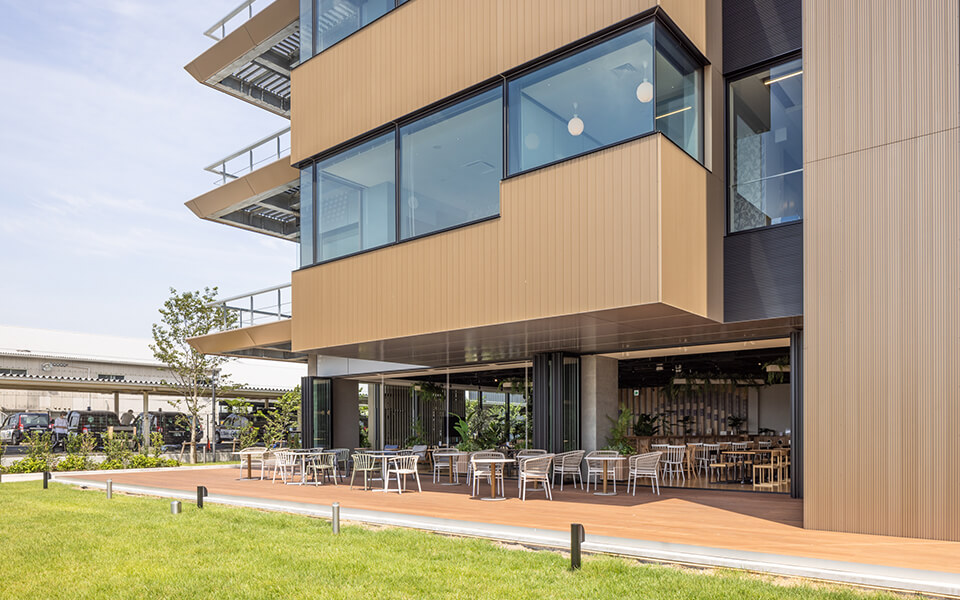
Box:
<box><xmin>113</xmin><ymin>391</ymin><xmax>120</xmax><ymax>415</ymax></box>
<box><xmin>747</xmin><ymin>387</ymin><xmax>759</xmax><ymax>434</ymax></box>
<box><xmin>332</xmin><ymin>378</ymin><xmax>360</xmax><ymax>450</ymax></box>
<box><xmin>580</xmin><ymin>355</ymin><xmax>619</xmax><ymax>452</ymax></box>
<box><xmin>306</xmin><ymin>353</ymin><xmax>319</xmax><ymax>377</ymax></box>
<box><xmin>142</xmin><ymin>391</ymin><xmax>150</xmax><ymax>451</ymax></box>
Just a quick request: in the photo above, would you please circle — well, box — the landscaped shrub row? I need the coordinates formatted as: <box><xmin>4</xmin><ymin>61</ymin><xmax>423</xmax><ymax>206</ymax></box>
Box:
<box><xmin>2</xmin><ymin>431</ymin><xmax>180</xmax><ymax>474</ymax></box>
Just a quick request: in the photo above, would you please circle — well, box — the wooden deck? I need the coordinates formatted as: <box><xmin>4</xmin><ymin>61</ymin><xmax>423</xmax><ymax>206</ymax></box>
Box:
<box><xmin>62</xmin><ymin>467</ymin><xmax>960</xmax><ymax>574</ymax></box>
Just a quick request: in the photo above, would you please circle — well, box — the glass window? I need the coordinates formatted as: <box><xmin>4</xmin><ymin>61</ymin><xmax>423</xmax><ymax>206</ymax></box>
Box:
<box><xmin>299</xmin><ymin>165</ymin><xmax>314</xmax><ymax>266</ymax></box>
<box><xmin>508</xmin><ymin>23</ymin><xmax>655</xmax><ymax>175</ymax></box>
<box><xmin>400</xmin><ymin>88</ymin><xmax>503</xmax><ymax>239</ymax></box>
<box><xmin>316</xmin><ymin>0</ymin><xmax>393</xmax><ymax>52</ymax></box>
<box><xmin>655</xmin><ymin>28</ymin><xmax>702</xmax><ymax>161</ymax></box>
<box><xmin>728</xmin><ymin>57</ymin><xmax>803</xmax><ymax>233</ymax></box>
<box><xmin>316</xmin><ymin>132</ymin><xmax>396</xmax><ymax>262</ymax></box>
<box><xmin>299</xmin><ymin>0</ymin><xmax>314</xmax><ymax>60</ymax></box>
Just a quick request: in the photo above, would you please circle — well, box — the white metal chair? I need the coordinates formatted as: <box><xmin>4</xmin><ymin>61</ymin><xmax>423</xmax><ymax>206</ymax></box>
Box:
<box><xmin>271</xmin><ymin>450</ymin><xmax>297</xmax><ymax>484</ymax></box>
<box><xmin>696</xmin><ymin>443</ymin><xmax>719</xmax><ymax>477</ymax></box>
<box><xmin>330</xmin><ymin>448</ymin><xmax>350</xmax><ymax>480</ymax></box>
<box><xmin>469</xmin><ymin>451</ymin><xmax>505</xmax><ymax>497</ymax></box>
<box><xmin>662</xmin><ymin>445</ymin><xmax>686</xmax><ymax>482</ymax></box>
<box><xmin>350</xmin><ymin>453</ymin><xmax>378</xmax><ymax>490</ymax></box>
<box><xmin>515</xmin><ymin>449</ymin><xmax>547</xmax><ymax>490</ymax></box>
<box><xmin>409</xmin><ymin>445</ymin><xmax>428</xmax><ymax>462</ymax></box>
<box><xmin>385</xmin><ymin>455</ymin><xmax>421</xmax><ymax>493</ymax></box>
<box><xmin>552</xmin><ymin>449</ymin><xmax>585</xmax><ymax>490</ymax></box>
<box><xmin>627</xmin><ymin>452</ymin><xmax>662</xmax><ymax>495</ymax></box>
<box><xmin>519</xmin><ymin>454</ymin><xmax>554</xmax><ymax>501</ymax></box>
<box><xmin>464</xmin><ymin>449</ymin><xmax>496</xmax><ymax>486</ymax></box>
<box><xmin>585</xmin><ymin>450</ymin><xmax>620</xmax><ymax>492</ymax></box>
<box><xmin>432</xmin><ymin>449</ymin><xmax>459</xmax><ymax>483</ymax></box>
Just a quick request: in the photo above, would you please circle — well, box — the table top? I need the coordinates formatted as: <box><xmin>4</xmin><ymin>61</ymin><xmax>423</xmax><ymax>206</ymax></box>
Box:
<box><xmin>589</xmin><ymin>455</ymin><xmax>626</xmax><ymax>462</ymax></box>
<box><xmin>234</xmin><ymin>448</ymin><xmax>267</xmax><ymax>456</ymax></box>
<box><xmin>471</xmin><ymin>457</ymin><xmax>516</xmax><ymax>464</ymax></box>
<box><xmin>722</xmin><ymin>450</ymin><xmax>757</xmax><ymax>455</ymax></box>
<box><xmin>434</xmin><ymin>450</ymin><xmax>467</xmax><ymax>456</ymax></box>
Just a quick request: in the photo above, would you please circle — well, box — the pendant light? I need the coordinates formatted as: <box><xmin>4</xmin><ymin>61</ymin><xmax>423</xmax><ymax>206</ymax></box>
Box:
<box><xmin>636</xmin><ymin>60</ymin><xmax>653</xmax><ymax>103</ymax></box>
<box><xmin>567</xmin><ymin>102</ymin><xmax>584</xmax><ymax>136</ymax></box>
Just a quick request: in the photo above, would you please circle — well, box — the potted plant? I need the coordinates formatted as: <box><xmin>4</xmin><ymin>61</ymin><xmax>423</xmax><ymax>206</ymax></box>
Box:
<box><xmin>726</xmin><ymin>414</ymin><xmax>747</xmax><ymax>436</ymax></box>
<box><xmin>604</xmin><ymin>408</ymin><xmax>635</xmax><ymax>480</ymax></box>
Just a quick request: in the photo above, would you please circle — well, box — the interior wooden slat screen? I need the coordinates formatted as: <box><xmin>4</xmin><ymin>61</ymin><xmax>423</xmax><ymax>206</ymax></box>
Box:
<box><xmin>383</xmin><ymin>385</ymin><xmax>465</xmax><ymax>446</ymax></box>
<box><xmin>618</xmin><ymin>386</ymin><xmax>749</xmax><ymax>436</ymax></box>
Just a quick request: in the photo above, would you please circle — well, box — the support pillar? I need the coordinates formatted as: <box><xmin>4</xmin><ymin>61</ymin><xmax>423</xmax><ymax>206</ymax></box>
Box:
<box><xmin>113</xmin><ymin>391</ymin><xmax>120</xmax><ymax>415</ymax></box>
<box><xmin>332</xmin><ymin>379</ymin><xmax>360</xmax><ymax>450</ymax></box>
<box><xmin>142</xmin><ymin>391</ymin><xmax>150</xmax><ymax>451</ymax></box>
<box><xmin>580</xmin><ymin>356</ymin><xmax>618</xmax><ymax>453</ymax></box>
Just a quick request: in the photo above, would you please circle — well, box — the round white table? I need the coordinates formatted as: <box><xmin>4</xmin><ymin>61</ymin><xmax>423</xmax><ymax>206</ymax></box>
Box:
<box><xmin>592</xmin><ymin>455</ymin><xmax>625</xmax><ymax>496</ymax></box>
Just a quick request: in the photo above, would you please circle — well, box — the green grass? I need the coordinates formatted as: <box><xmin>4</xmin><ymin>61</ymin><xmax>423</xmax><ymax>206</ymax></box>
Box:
<box><xmin>0</xmin><ymin>482</ymin><xmax>901</xmax><ymax>600</ymax></box>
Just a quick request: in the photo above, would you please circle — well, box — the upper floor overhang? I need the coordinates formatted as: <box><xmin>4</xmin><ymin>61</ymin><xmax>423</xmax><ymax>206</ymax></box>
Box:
<box><xmin>185</xmin><ymin>0</ymin><xmax>299</xmax><ymax>117</ymax></box>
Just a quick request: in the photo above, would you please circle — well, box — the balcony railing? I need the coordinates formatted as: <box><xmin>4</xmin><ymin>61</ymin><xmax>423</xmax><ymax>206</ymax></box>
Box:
<box><xmin>204</xmin><ymin>0</ymin><xmax>269</xmax><ymax>41</ymax></box>
<box><xmin>204</xmin><ymin>127</ymin><xmax>291</xmax><ymax>185</ymax></box>
<box><xmin>209</xmin><ymin>283</ymin><xmax>292</xmax><ymax>330</ymax></box>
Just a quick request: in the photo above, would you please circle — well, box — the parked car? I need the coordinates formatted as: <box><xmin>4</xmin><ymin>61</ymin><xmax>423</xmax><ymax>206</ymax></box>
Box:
<box><xmin>65</xmin><ymin>410</ymin><xmax>135</xmax><ymax>447</ymax></box>
<box><xmin>133</xmin><ymin>411</ymin><xmax>203</xmax><ymax>448</ymax></box>
<box><xmin>0</xmin><ymin>412</ymin><xmax>51</xmax><ymax>445</ymax></box>
<box><xmin>214</xmin><ymin>413</ymin><xmax>265</xmax><ymax>444</ymax></box>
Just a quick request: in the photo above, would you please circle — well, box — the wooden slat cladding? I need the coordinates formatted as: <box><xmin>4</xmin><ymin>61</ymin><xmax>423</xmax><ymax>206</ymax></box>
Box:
<box><xmin>618</xmin><ymin>387</ymin><xmax>750</xmax><ymax>438</ymax></box>
<box><xmin>292</xmin><ymin>135</ymin><xmax>714</xmax><ymax>353</ymax></box>
<box><xmin>290</xmin><ymin>0</ymin><xmax>707</xmax><ymax>163</ymax></box>
<box><xmin>803</xmin><ymin>0</ymin><xmax>960</xmax><ymax>541</ymax></box>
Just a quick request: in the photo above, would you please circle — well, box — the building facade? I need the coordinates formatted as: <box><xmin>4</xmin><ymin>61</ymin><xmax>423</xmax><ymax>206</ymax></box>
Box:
<box><xmin>183</xmin><ymin>0</ymin><xmax>959</xmax><ymax>541</ymax></box>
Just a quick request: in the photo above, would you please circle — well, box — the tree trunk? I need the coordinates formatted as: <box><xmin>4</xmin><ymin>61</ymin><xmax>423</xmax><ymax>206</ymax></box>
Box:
<box><xmin>190</xmin><ymin>415</ymin><xmax>197</xmax><ymax>464</ymax></box>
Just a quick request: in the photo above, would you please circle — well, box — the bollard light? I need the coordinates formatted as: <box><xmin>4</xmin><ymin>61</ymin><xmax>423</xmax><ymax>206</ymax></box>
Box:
<box><xmin>332</xmin><ymin>502</ymin><xmax>341</xmax><ymax>535</ymax></box>
<box><xmin>171</xmin><ymin>500</ymin><xmax>182</xmax><ymax>515</ymax></box>
<box><xmin>570</xmin><ymin>523</ymin><xmax>585</xmax><ymax>570</ymax></box>
<box><xmin>197</xmin><ymin>485</ymin><xmax>208</xmax><ymax>509</ymax></box>
<box><xmin>43</xmin><ymin>471</ymin><xmax>50</xmax><ymax>489</ymax></box>
<box><xmin>106</xmin><ymin>479</ymin><xmax>113</xmax><ymax>499</ymax></box>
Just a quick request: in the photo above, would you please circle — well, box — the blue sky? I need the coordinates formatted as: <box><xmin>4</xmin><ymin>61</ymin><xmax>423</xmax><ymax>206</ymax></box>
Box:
<box><xmin>0</xmin><ymin>1</ymin><xmax>296</xmax><ymax>338</ymax></box>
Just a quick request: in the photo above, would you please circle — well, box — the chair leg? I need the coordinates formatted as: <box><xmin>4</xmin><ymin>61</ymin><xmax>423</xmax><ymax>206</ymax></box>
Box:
<box><xmin>415</xmin><ymin>471</ymin><xmax>422</xmax><ymax>493</ymax></box>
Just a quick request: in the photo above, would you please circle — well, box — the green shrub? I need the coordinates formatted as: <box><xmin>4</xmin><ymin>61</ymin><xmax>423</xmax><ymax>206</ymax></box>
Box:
<box><xmin>128</xmin><ymin>455</ymin><xmax>163</xmax><ymax>469</ymax></box>
<box><xmin>55</xmin><ymin>454</ymin><xmax>90</xmax><ymax>472</ymax></box>
<box><xmin>6</xmin><ymin>457</ymin><xmax>51</xmax><ymax>473</ymax></box>
<box><xmin>161</xmin><ymin>458</ymin><xmax>180</xmax><ymax>468</ymax></box>
<box><xmin>102</xmin><ymin>433</ymin><xmax>132</xmax><ymax>465</ymax></box>
<box><xmin>97</xmin><ymin>459</ymin><xmax>125</xmax><ymax>470</ymax></box>
<box><xmin>150</xmin><ymin>431</ymin><xmax>164</xmax><ymax>458</ymax></box>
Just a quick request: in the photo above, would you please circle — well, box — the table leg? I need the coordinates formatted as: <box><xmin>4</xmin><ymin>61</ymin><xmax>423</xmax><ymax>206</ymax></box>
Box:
<box><xmin>603</xmin><ymin>461</ymin><xmax>609</xmax><ymax>494</ymax></box>
<box><xmin>490</xmin><ymin>464</ymin><xmax>497</xmax><ymax>500</ymax></box>
<box><xmin>449</xmin><ymin>455</ymin><xmax>456</xmax><ymax>484</ymax></box>
<box><xmin>246</xmin><ymin>456</ymin><xmax>252</xmax><ymax>479</ymax></box>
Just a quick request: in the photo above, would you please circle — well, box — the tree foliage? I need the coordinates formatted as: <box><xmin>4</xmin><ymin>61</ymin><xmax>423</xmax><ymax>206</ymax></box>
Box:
<box><xmin>259</xmin><ymin>386</ymin><xmax>301</xmax><ymax>448</ymax></box>
<box><xmin>151</xmin><ymin>287</ymin><xmax>236</xmax><ymax>462</ymax></box>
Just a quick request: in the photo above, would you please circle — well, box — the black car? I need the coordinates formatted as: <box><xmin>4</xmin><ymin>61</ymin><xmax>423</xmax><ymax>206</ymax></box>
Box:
<box><xmin>133</xmin><ymin>411</ymin><xmax>203</xmax><ymax>448</ymax></box>
<box><xmin>214</xmin><ymin>413</ymin><xmax>266</xmax><ymax>444</ymax></box>
<box><xmin>0</xmin><ymin>412</ymin><xmax>51</xmax><ymax>445</ymax></box>
<box><xmin>65</xmin><ymin>410</ymin><xmax>135</xmax><ymax>446</ymax></box>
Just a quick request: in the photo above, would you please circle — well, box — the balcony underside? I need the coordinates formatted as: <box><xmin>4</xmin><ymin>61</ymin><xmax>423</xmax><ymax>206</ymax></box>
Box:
<box><xmin>185</xmin><ymin>0</ymin><xmax>298</xmax><ymax>117</ymax></box>
<box><xmin>186</xmin><ymin>158</ymin><xmax>300</xmax><ymax>240</ymax></box>
<box><xmin>189</xmin><ymin>320</ymin><xmax>306</xmax><ymax>362</ymax></box>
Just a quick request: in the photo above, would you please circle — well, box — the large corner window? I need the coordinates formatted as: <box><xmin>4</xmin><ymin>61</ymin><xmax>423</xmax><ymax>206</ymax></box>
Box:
<box><xmin>507</xmin><ymin>22</ymin><xmax>702</xmax><ymax>175</ymax></box>
<box><xmin>728</xmin><ymin>57</ymin><xmax>803</xmax><ymax>233</ymax></box>
<box><xmin>299</xmin><ymin>165</ymin><xmax>314</xmax><ymax>267</ymax></box>
<box><xmin>300</xmin><ymin>0</ymin><xmax>405</xmax><ymax>61</ymax></box>
<box><xmin>400</xmin><ymin>87</ymin><xmax>503</xmax><ymax>239</ymax></box>
<box><xmin>316</xmin><ymin>132</ymin><xmax>396</xmax><ymax>262</ymax></box>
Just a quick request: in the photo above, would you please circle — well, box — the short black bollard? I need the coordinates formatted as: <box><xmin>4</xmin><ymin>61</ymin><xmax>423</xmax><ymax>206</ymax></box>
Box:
<box><xmin>197</xmin><ymin>485</ymin><xmax>208</xmax><ymax>508</ymax></box>
<box><xmin>332</xmin><ymin>502</ymin><xmax>340</xmax><ymax>534</ymax></box>
<box><xmin>570</xmin><ymin>523</ymin><xmax>585</xmax><ymax>570</ymax></box>
<box><xmin>106</xmin><ymin>479</ymin><xmax>113</xmax><ymax>499</ymax></box>
<box><xmin>43</xmin><ymin>471</ymin><xmax>50</xmax><ymax>489</ymax></box>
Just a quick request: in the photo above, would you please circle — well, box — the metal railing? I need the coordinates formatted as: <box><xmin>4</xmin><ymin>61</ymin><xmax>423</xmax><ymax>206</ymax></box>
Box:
<box><xmin>204</xmin><ymin>0</ymin><xmax>266</xmax><ymax>41</ymax></box>
<box><xmin>204</xmin><ymin>127</ymin><xmax>291</xmax><ymax>185</ymax></box>
<box><xmin>208</xmin><ymin>283</ymin><xmax>292</xmax><ymax>330</ymax></box>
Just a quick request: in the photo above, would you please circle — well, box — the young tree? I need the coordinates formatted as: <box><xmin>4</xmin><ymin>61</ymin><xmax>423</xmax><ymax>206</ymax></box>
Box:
<box><xmin>259</xmin><ymin>386</ymin><xmax>301</xmax><ymax>448</ymax></box>
<box><xmin>151</xmin><ymin>287</ymin><xmax>235</xmax><ymax>463</ymax></box>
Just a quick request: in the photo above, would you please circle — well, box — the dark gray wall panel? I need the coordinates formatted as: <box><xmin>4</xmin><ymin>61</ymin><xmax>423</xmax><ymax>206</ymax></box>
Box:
<box><xmin>724</xmin><ymin>222</ymin><xmax>803</xmax><ymax>322</ymax></box>
<box><xmin>723</xmin><ymin>0</ymin><xmax>802</xmax><ymax>74</ymax></box>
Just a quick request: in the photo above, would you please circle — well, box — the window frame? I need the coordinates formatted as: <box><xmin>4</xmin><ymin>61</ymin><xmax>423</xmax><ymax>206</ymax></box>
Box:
<box><xmin>300</xmin><ymin>0</ymin><xmax>414</xmax><ymax>66</ymax></box>
<box><xmin>724</xmin><ymin>51</ymin><xmax>804</xmax><ymax>237</ymax></box>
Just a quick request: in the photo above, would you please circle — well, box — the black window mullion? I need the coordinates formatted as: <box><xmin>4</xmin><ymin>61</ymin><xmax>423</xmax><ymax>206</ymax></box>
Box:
<box><xmin>394</xmin><ymin>125</ymin><xmax>401</xmax><ymax>245</ymax></box>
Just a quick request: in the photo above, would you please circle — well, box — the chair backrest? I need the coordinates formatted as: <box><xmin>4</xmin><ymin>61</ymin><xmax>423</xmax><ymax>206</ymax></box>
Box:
<box><xmin>331</xmin><ymin>448</ymin><xmax>350</xmax><ymax>463</ymax></box>
<box><xmin>315</xmin><ymin>452</ymin><xmax>336</xmax><ymax>468</ymax></box>
<box><xmin>758</xmin><ymin>440</ymin><xmax>772</xmax><ymax>448</ymax></box>
<box><xmin>384</xmin><ymin>444</ymin><xmax>399</xmax><ymax>450</ymax></box>
<box><xmin>410</xmin><ymin>445</ymin><xmax>428</xmax><ymax>457</ymax></box>
<box><xmin>556</xmin><ymin>449</ymin><xmax>585</xmax><ymax>468</ymax></box>
<box><xmin>731</xmin><ymin>441</ymin><xmax>749</xmax><ymax>450</ymax></box>
<box><xmin>472</xmin><ymin>451</ymin><xmax>504</xmax><ymax>463</ymax></box>
<box><xmin>651</xmin><ymin>443</ymin><xmax>668</xmax><ymax>451</ymax></box>
<box><xmin>390</xmin><ymin>455</ymin><xmax>418</xmax><ymax>471</ymax></box>
<box><xmin>665</xmin><ymin>445</ymin><xmax>685</xmax><ymax>462</ymax></box>
<box><xmin>516</xmin><ymin>449</ymin><xmax>547</xmax><ymax>460</ymax></box>
<box><xmin>630</xmin><ymin>451</ymin><xmax>661</xmax><ymax>473</ymax></box>
<box><xmin>521</xmin><ymin>454</ymin><xmax>554</xmax><ymax>477</ymax></box>
<box><xmin>352</xmin><ymin>453</ymin><xmax>375</xmax><ymax>470</ymax></box>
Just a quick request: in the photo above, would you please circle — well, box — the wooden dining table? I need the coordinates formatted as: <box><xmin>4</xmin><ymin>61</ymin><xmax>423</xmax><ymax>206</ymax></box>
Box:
<box><xmin>470</xmin><ymin>457</ymin><xmax>515</xmax><ymax>501</ymax></box>
<box><xmin>721</xmin><ymin>450</ymin><xmax>757</xmax><ymax>484</ymax></box>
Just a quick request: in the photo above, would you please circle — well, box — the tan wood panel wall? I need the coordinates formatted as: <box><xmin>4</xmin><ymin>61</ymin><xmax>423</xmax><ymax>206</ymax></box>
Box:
<box><xmin>619</xmin><ymin>387</ymin><xmax>749</xmax><ymax>438</ymax></box>
<box><xmin>291</xmin><ymin>0</ymin><xmax>707</xmax><ymax>163</ymax></box>
<box><xmin>292</xmin><ymin>135</ymin><xmax>713</xmax><ymax>352</ymax></box>
<box><xmin>803</xmin><ymin>0</ymin><xmax>960</xmax><ymax>540</ymax></box>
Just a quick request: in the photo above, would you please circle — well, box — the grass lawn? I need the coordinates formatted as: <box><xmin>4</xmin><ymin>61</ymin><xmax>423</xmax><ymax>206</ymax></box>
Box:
<box><xmin>0</xmin><ymin>482</ymin><xmax>901</xmax><ymax>600</ymax></box>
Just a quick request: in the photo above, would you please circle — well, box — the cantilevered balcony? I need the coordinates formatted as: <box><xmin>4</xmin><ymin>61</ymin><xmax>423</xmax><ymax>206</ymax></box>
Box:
<box><xmin>185</xmin><ymin>0</ymin><xmax>299</xmax><ymax>117</ymax></box>
<box><xmin>185</xmin><ymin>128</ymin><xmax>300</xmax><ymax>240</ymax></box>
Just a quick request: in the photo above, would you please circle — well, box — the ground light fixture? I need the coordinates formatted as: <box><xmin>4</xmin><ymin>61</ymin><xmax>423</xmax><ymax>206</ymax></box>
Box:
<box><xmin>567</xmin><ymin>102</ymin><xmax>584</xmax><ymax>136</ymax></box>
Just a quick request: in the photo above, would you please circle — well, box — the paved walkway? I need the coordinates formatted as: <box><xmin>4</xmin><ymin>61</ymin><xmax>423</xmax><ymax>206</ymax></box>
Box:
<box><xmin>54</xmin><ymin>467</ymin><xmax>960</xmax><ymax>597</ymax></box>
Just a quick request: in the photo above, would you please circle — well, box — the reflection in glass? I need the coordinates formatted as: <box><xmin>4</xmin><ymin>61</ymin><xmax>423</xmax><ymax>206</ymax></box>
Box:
<box><xmin>508</xmin><ymin>23</ymin><xmax>655</xmax><ymax>175</ymax></box>
<box><xmin>316</xmin><ymin>132</ymin><xmax>396</xmax><ymax>262</ymax></box>
<box><xmin>728</xmin><ymin>58</ymin><xmax>803</xmax><ymax>232</ymax></box>
<box><xmin>316</xmin><ymin>0</ymin><xmax>393</xmax><ymax>52</ymax></box>
<box><xmin>300</xmin><ymin>0</ymin><xmax>314</xmax><ymax>60</ymax></box>
<box><xmin>400</xmin><ymin>88</ymin><xmax>503</xmax><ymax>239</ymax></box>
<box><xmin>655</xmin><ymin>29</ymin><xmax>702</xmax><ymax>161</ymax></box>
<box><xmin>299</xmin><ymin>165</ymin><xmax>314</xmax><ymax>267</ymax></box>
